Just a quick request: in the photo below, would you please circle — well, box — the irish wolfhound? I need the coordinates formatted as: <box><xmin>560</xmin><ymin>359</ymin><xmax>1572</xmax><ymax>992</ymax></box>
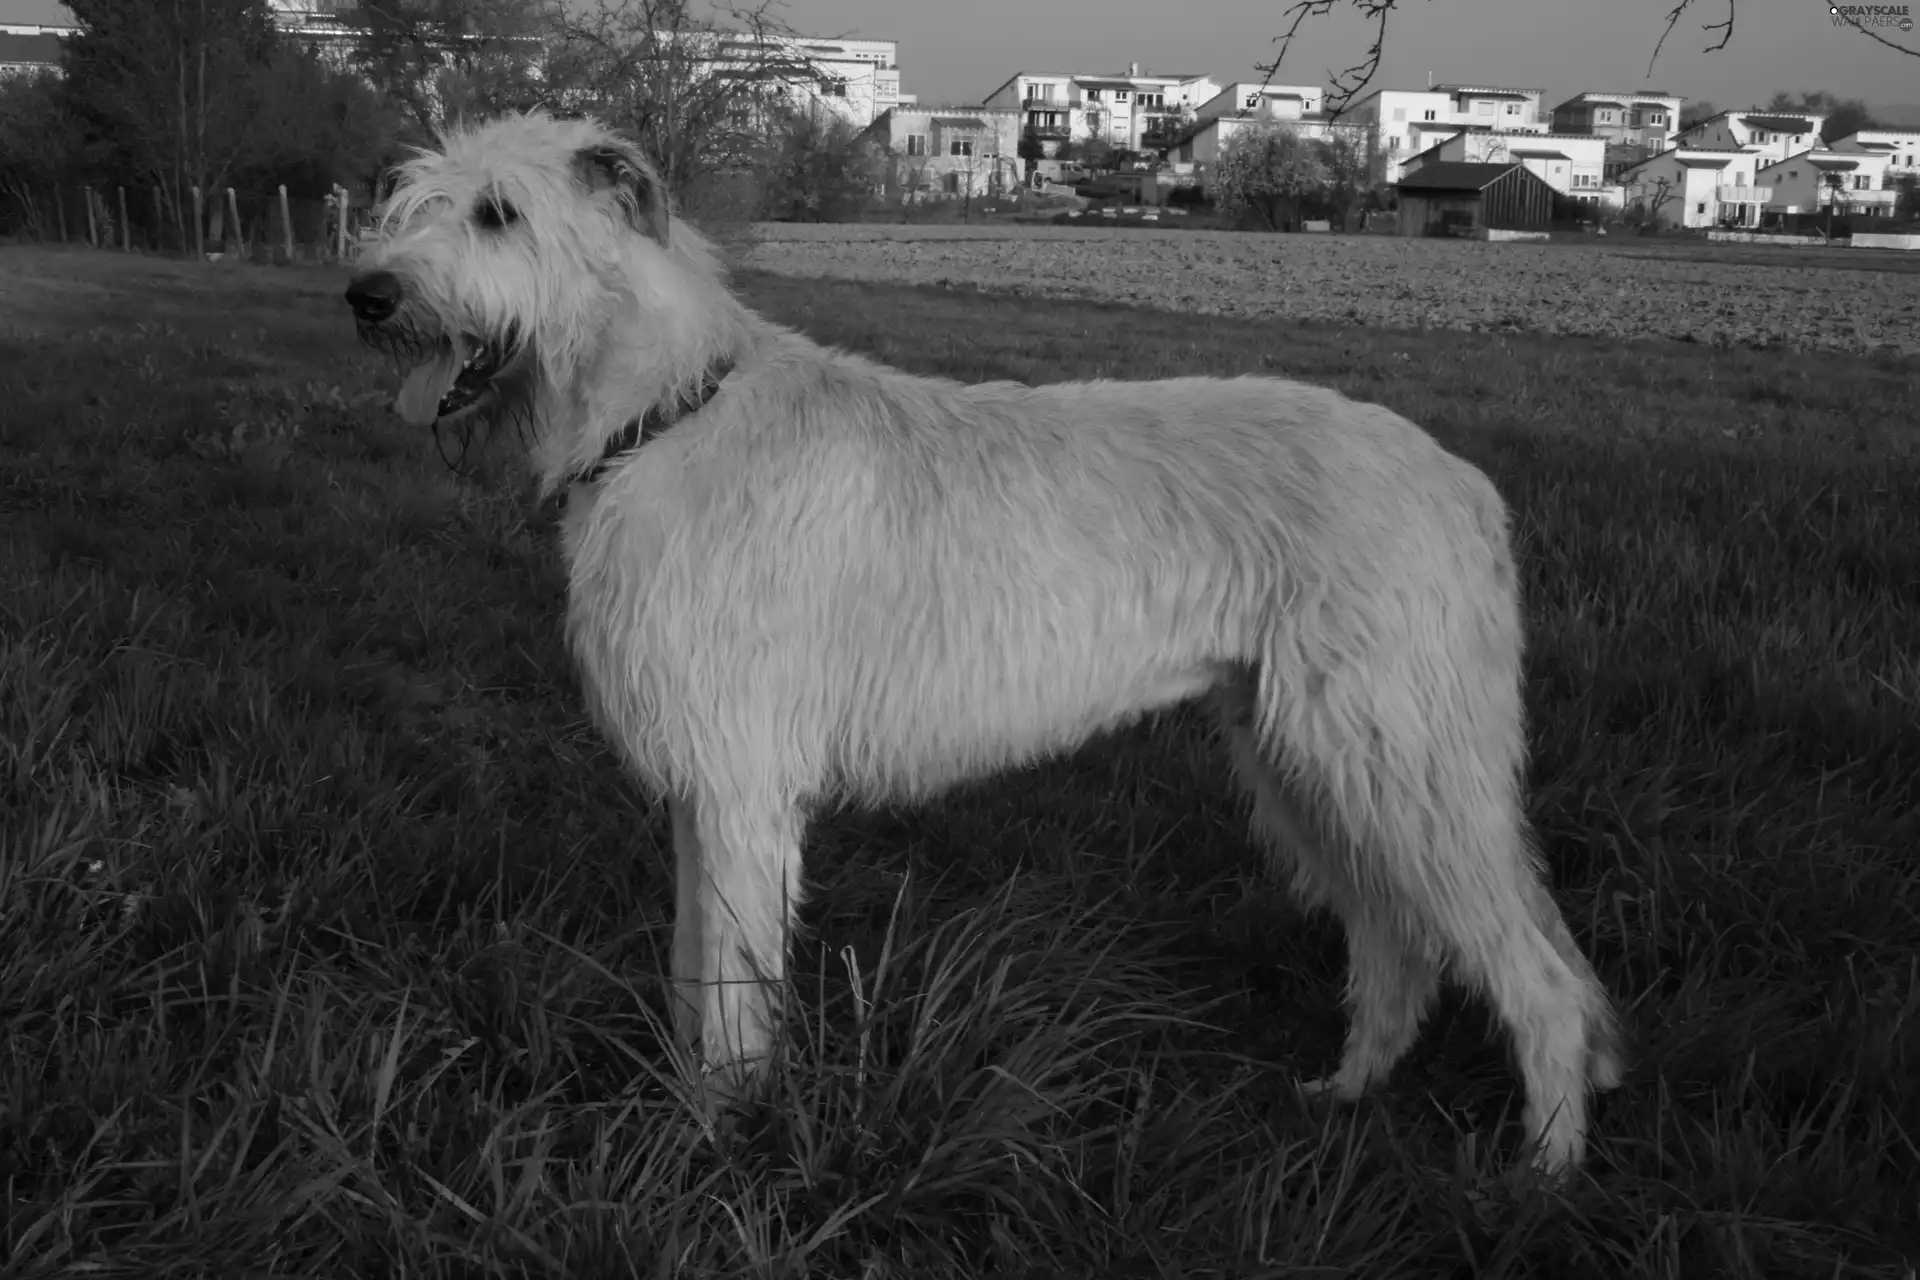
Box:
<box><xmin>343</xmin><ymin>111</ymin><xmax>1624</xmax><ymax>1174</ymax></box>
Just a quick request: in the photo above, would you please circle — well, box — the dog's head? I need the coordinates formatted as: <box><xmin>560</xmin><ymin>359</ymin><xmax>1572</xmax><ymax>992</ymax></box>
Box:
<box><xmin>342</xmin><ymin>112</ymin><xmax>678</xmax><ymax>437</ymax></box>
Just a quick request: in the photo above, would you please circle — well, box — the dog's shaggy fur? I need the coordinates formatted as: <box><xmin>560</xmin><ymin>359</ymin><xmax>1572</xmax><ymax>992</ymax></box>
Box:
<box><xmin>345</xmin><ymin>111</ymin><xmax>1624</xmax><ymax>1174</ymax></box>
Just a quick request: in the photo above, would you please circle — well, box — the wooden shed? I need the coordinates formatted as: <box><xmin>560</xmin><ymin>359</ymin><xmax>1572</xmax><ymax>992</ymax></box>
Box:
<box><xmin>1393</xmin><ymin>161</ymin><xmax>1559</xmax><ymax>236</ymax></box>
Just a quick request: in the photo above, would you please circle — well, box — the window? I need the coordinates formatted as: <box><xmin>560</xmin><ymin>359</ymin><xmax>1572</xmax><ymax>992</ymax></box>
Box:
<box><xmin>1600</xmin><ymin>110</ymin><xmax>1613</xmax><ymax>122</ymax></box>
<box><xmin>950</xmin><ymin>138</ymin><xmax>972</xmax><ymax>157</ymax></box>
<box><xmin>1392</xmin><ymin>107</ymin><xmax>1406</xmax><ymax>121</ymax></box>
<box><xmin>1651</xmin><ymin>111</ymin><xmax>1664</xmax><ymax>124</ymax></box>
<box><xmin>1086</xmin><ymin>88</ymin><xmax>1102</xmax><ymax>101</ymax></box>
<box><xmin>943</xmin><ymin>173</ymin><xmax>959</xmax><ymax>193</ymax></box>
<box><xmin>1422</xmin><ymin>109</ymin><xmax>1437</xmax><ymax>121</ymax></box>
<box><xmin>1114</xmin><ymin>91</ymin><xmax>1128</xmax><ymax>101</ymax></box>
<box><xmin>1505</xmin><ymin>103</ymin><xmax>1519</xmax><ymax>115</ymax></box>
<box><xmin>906</xmin><ymin>134</ymin><xmax>927</xmax><ymax>156</ymax></box>
<box><xmin>1476</xmin><ymin>101</ymin><xmax>1493</xmax><ymax>115</ymax></box>
<box><xmin>1787</xmin><ymin>169</ymin><xmax>1798</xmax><ymax>179</ymax></box>
<box><xmin>1245</xmin><ymin>93</ymin><xmax>1262</xmax><ymax>109</ymax></box>
<box><xmin>1853</xmin><ymin>174</ymin><xmax>1870</xmax><ymax>189</ymax></box>
<box><xmin>1695</xmin><ymin>201</ymin><xmax>1706</xmax><ymax>213</ymax></box>
<box><xmin>1756</xmin><ymin>131</ymin><xmax>1770</xmax><ymax>143</ymax></box>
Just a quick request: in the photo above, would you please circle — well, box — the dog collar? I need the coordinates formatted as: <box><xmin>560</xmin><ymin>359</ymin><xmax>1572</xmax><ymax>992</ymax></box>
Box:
<box><xmin>574</xmin><ymin>361</ymin><xmax>732</xmax><ymax>489</ymax></box>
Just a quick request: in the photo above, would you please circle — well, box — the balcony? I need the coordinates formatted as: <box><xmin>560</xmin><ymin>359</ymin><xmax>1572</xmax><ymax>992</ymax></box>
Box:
<box><xmin>1716</xmin><ymin>185</ymin><xmax>1773</xmax><ymax>203</ymax></box>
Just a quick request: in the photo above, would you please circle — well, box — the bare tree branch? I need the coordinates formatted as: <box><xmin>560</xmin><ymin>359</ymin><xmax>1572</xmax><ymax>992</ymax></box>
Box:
<box><xmin>1264</xmin><ymin>0</ymin><xmax>1914</xmax><ymax>125</ymax></box>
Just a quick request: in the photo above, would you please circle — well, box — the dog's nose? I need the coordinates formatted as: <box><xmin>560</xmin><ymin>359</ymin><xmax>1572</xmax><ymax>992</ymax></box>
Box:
<box><xmin>345</xmin><ymin>270</ymin><xmax>403</xmax><ymax>323</ymax></box>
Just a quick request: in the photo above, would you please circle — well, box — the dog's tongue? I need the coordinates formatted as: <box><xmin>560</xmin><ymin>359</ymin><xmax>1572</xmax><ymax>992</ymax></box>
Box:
<box><xmin>395</xmin><ymin>343</ymin><xmax>462</xmax><ymax>425</ymax></box>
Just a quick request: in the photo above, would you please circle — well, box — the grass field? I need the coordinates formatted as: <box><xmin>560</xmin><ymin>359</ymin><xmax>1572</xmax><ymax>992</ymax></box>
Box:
<box><xmin>3</xmin><ymin>242</ymin><xmax>1917</xmax><ymax>1279</ymax></box>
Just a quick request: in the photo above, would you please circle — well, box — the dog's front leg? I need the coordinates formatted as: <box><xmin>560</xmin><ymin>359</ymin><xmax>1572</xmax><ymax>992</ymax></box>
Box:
<box><xmin>690</xmin><ymin>787</ymin><xmax>806</xmax><ymax>1097</ymax></box>
<box><xmin>667</xmin><ymin>793</ymin><xmax>705</xmax><ymax>1051</ymax></box>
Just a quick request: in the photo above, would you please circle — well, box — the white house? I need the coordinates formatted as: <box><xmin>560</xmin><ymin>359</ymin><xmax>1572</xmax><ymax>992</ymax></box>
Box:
<box><xmin>859</xmin><ymin>105</ymin><xmax>1022</xmax><ymax>200</ymax></box>
<box><xmin>702</xmin><ymin>33</ymin><xmax>905</xmax><ymax>128</ymax></box>
<box><xmin>1672</xmin><ymin>110</ymin><xmax>1825</xmax><ymax>165</ymax></box>
<box><xmin>983</xmin><ymin>65</ymin><xmax>1219</xmax><ymax>152</ymax></box>
<box><xmin>1548</xmin><ymin>91</ymin><xmax>1684</xmax><ymax>151</ymax></box>
<box><xmin>1402</xmin><ymin>129</ymin><xmax>1610</xmax><ymax>202</ymax></box>
<box><xmin>1167</xmin><ymin>110</ymin><xmax>1369</xmax><ymax>167</ymax></box>
<box><xmin>1344</xmin><ymin>83</ymin><xmax>1548</xmax><ymax>182</ymax></box>
<box><xmin>1829</xmin><ymin>128</ymin><xmax>1920</xmax><ymax>178</ymax></box>
<box><xmin>1757</xmin><ymin>148</ymin><xmax>1898</xmax><ymax>217</ymax></box>
<box><xmin>1193</xmin><ymin>82</ymin><xmax>1324</xmax><ymax>124</ymax></box>
<box><xmin>1618</xmin><ymin>146</ymin><xmax>1768</xmax><ymax>228</ymax></box>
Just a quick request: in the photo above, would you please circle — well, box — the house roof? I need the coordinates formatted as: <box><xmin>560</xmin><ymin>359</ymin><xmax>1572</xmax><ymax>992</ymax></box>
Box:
<box><xmin>930</xmin><ymin>116</ymin><xmax>988</xmax><ymax>128</ymax></box>
<box><xmin>1804</xmin><ymin>155</ymin><xmax>1862</xmax><ymax>168</ymax></box>
<box><xmin>1738</xmin><ymin>114</ymin><xmax>1816</xmax><ymax>132</ymax></box>
<box><xmin>1508</xmin><ymin>148</ymin><xmax>1571</xmax><ymax>159</ymax></box>
<box><xmin>1075</xmin><ymin>77</ymin><xmax>1135</xmax><ymax>89</ymax></box>
<box><xmin>1393</xmin><ymin>161</ymin><xmax>1534</xmax><ymax>190</ymax></box>
<box><xmin>1554</xmin><ymin>91</ymin><xmax>1678</xmax><ymax>107</ymax></box>
<box><xmin>1434</xmin><ymin>84</ymin><xmax>1544</xmax><ymax>97</ymax></box>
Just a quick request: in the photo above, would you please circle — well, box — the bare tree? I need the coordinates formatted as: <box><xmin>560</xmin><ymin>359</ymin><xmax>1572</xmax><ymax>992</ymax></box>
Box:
<box><xmin>1255</xmin><ymin>1</ymin><xmax>1915</xmax><ymax>121</ymax></box>
<box><xmin>1624</xmin><ymin>172</ymin><xmax>1678</xmax><ymax>229</ymax></box>
<box><xmin>1312</xmin><ymin>129</ymin><xmax>1379</xmax><ymax>229</ymax></box>
<box><xmin>539</xmin><ymin>0</ymin><xmax>834</xmax><ymax>199</ymax></box>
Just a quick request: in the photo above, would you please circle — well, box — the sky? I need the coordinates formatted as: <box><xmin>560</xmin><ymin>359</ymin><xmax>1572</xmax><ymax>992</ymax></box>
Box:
<box><xmin>781</xmin><ymin>0</ymin><xmax>1918</xmax><ymax>113</ymax></box>
<box><xmin>4</xmin><ymin>0</ymin><xmax>1914</xmax><ymax>115</ymax></box>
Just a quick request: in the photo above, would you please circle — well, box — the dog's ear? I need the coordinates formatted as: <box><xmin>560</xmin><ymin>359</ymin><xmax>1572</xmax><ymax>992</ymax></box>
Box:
<box><xmin>575</xmin><ymin>141</ymin><xmax>670</xmax><ymax>246</ymax></box>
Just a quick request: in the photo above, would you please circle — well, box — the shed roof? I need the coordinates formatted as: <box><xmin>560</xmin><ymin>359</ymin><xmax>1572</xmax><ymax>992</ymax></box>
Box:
<box><xmin>1394</xmin><ymin>161</ymin><xmax>1528</xmax><ymax>190</ymax></box>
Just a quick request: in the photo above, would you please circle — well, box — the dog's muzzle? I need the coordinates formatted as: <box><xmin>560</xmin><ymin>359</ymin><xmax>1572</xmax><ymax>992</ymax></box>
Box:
<box><xmin>344</xmin><ymin>269</ymin><xmax>521</xmax><ymax>425</ymax></box>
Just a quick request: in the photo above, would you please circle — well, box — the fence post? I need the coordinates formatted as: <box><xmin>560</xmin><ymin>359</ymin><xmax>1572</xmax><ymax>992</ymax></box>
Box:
<box><xmin>54</xmin><ymin>186</ymin><xmax>67</xmax><ymax>242</ymax></box>
<box><xmin>118</xmin><ymin>186</ymin><xmax>130</xmax><ymax>250</ymax></box>
<box><xmin>278</xmin><ymin>184</ymin><xmax>293</xmax><ymax>262</ymax></box>
<box><xmin>152</xmin><ymin>186</ymin><xmax>163</xmax><ymax>253</ymax></box>
<box><xmin>226</xmin><ymin>187</ymin><xmax>241</xmax><ymax>259</ymax></box>
<box><xmin>84</xmin><ymin>185</ymin><xmax>98</xmax><ymax>247</ymax></box>
<box><xmin>192</xmin><ymin>186</ymin><xmax>204</xmax><ymax>258</ymax></box>
<box><xmin>335</xmin><ymin>186</ymin><xmax>348</xmax><ymax>261</ymax></box>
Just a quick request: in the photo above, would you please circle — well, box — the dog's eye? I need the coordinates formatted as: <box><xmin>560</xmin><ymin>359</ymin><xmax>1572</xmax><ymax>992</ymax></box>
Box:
<box><xmin>475</xmin><ymin>197</ymin><xmax>519</xmax><ymax>230</ymax></box>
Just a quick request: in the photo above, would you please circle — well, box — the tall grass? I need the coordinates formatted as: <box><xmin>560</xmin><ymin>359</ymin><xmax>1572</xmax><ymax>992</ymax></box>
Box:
<box><xmin>1</xmin><ymin>245</ymin><xmax>1915</xmax><ymax>1278</ymax></box>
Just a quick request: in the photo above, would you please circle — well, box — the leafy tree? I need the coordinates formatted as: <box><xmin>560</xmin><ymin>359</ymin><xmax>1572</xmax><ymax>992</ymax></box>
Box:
<box><xmin>1763</xmin><ymin>90</ymin><xmax>1877</xmax><ymax>144</ymax></box>
<box><xmin>0</xmin><ymin>71</ymin><xmax>70</xmax><ymax>236</ymax></box>
<box><xmin>756</xmin><ymin>104</ymin><xmax>876</xmax><ymax>221</ymax></box>
<box><xmin>1312</xmin><ymin>129</ymin><xmax>1379</xmax><ymax>229</ymax></box>
<box><xmin>61</xmin><ymin>0</ymin><xmax>283</xmax><ymax>245</ymax></box>
<box><xmin>1212</xmin><ymin>116</ymin><xmax>1327</xmax><ymax>231</ymax></box>
<box><xmin>1679</xmin><ymin>99</ymin><xmax>1718</xmax><ymax>131</ymax></box>
<box><xmin>351</xmin><ymin>0</ymin><xmax>550</xmax><ymax>138</ymax></box>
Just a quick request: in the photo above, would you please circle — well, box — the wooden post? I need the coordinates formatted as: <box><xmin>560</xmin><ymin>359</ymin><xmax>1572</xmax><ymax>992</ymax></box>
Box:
<box><xmin>278</xmin><ymin>184</ymin><xmax>293</xmax><ymax>262</ymax></box>
<box><xmin>191</xmin><ymin>186</ymin><xmax>204</xmax><ymax>258</ymax></box>
<box><xmin>335</xmin><ymin>186</ymin><xmax>348</xmax><ymax>261</ymax></box>
<box><xmin>84</xmin><ymin>185</ymin><xmax>98</xmax><ymax>247</ymax></box>
<box><xmin>54</xmin><ymin>186</ymin><xmax>67</xmax><ymax>242</ymax></box>
<box><xmin>152</xmin><ymin>186</ymin><xmax>164</xmax><ymax>252</ymax></box>
<box><xmin>118</xmin><ymin>186</ymin><xmax>130</xmax><ymax>250</ymax></box>
<box><xmin>226</xmin><ymin>187</ymin><xmax>241</xmax><ymax>258</ymax></box>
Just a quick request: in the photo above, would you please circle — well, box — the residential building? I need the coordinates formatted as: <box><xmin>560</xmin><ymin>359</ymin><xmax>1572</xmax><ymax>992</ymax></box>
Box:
<box><xmin>859</xmin><ymin>104</ymin><xmax>1022</xmax><ymax>200</ymax></box>
<box><xmin>704</xmin><ymin>32</ymin><xmax>905</xmax><ymax>127</ymax></box>
<box><xmin>1192</xmin><ymin>81</ymin><xmax>1324</xmax><ymax>124</ymax></box>
<box><xmin>1758</xmin><ymin>147</ymin><xmax>1898</xmax><ymax>217</ymax></box>
<box><xmin>1401</xmin><ymin>129</ymin><xmax>1609</xmax><ymax>203</ymax></box>
<box><xmin>1829</xmin><ymin>127</ymin><xmax>1920</xmax><ymax>177</ymax></box>
<box><xmin>1548</xmin><ymin>90</ymin><xmax>1685</xmax><ymax>183</ymax></box>
<box><xmin>1166</xmin><ymin>109</ymin><xmax>1368</xmax><ymax>166</ymax></box>
<box><xmin>1548</xmin><ymin>91</ymin><xmax>1683</xmax><ymax>150</ymax></box>
<box><xmin>983</xmin><ymin>65</ymin><xmax>1219</xmax><ymax>154</ymax></box>
<box><xmin>1344</xmin><ymin>84</ymin><xmax>1548</xmax><ymax>182</ymax></box>
<box><xmin>1672</xmin><ymin>109</ymin><xmax>1824</xmax><ymax>165</ymax></box>
<box><xmin>1617</xmin><ymin>145</ymin><xmax>1768</xmax><ymax>228</ymax></box>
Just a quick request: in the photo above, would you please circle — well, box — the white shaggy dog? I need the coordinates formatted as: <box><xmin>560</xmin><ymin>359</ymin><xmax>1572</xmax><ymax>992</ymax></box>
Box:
<box><xmin>344</xmin><ymin>111</ymin><xmax>1624</xmax><ymax>1174</ymax></box>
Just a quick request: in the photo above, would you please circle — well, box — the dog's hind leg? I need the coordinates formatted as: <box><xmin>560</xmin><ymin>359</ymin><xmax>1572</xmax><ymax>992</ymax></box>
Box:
<box><xmin>1214</xmin><ymin>679</ymin><xmax>1442</xmax><ymax>1101</ymax></box>
<box><xmin>687</xmin><ymin>782</ymin><xmax>807</xmax><ymax>1095</ymax></box>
